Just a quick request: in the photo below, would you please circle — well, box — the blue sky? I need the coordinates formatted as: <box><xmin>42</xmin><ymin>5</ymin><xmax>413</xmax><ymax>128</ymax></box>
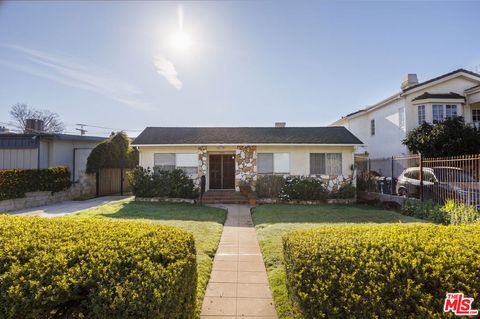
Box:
<box><xmin>0</xmin><ymin>1</ymin><xmax>479</xmax><ymax>137</ymax></box>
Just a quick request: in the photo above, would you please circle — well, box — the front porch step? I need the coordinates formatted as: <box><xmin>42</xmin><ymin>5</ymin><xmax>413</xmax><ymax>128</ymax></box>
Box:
<box><xmin>201</xmin><ymin>191</ymin><xmax>249</xmax><ymax>204</ymax></box>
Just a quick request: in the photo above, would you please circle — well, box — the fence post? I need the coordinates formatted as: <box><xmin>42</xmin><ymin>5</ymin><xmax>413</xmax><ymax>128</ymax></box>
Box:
<box><xmin>391</xmin><ymin>156</ymin><xmax>394</xmax><ymax>195</ymax></box>
<box><xmin>419</xmin><ymin>153</ymin><xmax>424</xmax><ymax>202</ymax></box>
<box><xmin>368</xmin><ymin>158</ymin><xmax>371</xmax><ymax>192</ymax></box>
<box><xmin>120</xmin><ymin>167</ymin><xmax>124</xmax><ymax>196</ymax></box>
<box><xmin>95</xmin><ymin>172</ymin><xmax>99</xmax><ymax>197</ymax></box>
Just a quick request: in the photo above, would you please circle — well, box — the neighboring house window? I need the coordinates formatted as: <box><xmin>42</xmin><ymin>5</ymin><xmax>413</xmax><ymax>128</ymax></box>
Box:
<box><xmin>417</xmin><ymin>105</ymin><xmax>426</xmax><ymax>124</ymax></box>
<box><xmin>154</xmin><ymin>153</ymin><xmax>197</xmax><ymax>176</ymax></box>
<box><xmin>472</xmin><ymin>108</ymin><xmax>480</xmax><ymax>123</ymax></box>
<box><xmin>257</xmin><ymin>153</ymin><xmax>290</xmax><ymax>174</ymax></box>
<box><xmin>370</xmin><ymin>119</ymin><xmax>375</xmax><ymax>136</ymax></box>
<box><xmin>445</xmin><ymin>104</ymin><xmax>457</xmax><ymax>120</ymax></box>
<box><xmin>398</xmin><ymin>107</ymin><xmax>405</xmax><ymax>129</ymax></box>
<box><xmin>310</xmin><ymin>153</ymin><xmax>342</xmax><ymax>175</ymax></box>
<box><xmin>175</xmin><ymin>153</ymin><xmax>198</xmax><ymax>176</ymax></box>
<box><xmin>432</xmin><ymin>104</ymin><xmax>444</xmax><ymax>123</ymax></box>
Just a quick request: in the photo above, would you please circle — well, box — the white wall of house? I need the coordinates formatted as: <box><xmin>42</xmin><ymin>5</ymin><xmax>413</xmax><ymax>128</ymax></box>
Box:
<box><xmin>138</xmin><ymin>145</ymin><xmax>354</xmax><ymax>177</ymax></box>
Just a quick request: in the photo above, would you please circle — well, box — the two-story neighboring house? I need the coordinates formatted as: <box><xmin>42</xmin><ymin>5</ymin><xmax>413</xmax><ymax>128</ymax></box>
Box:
<box><xmin>332</xmin><ymin>69</ymin><xmax>480</xmax><ymax>158</ymax></box>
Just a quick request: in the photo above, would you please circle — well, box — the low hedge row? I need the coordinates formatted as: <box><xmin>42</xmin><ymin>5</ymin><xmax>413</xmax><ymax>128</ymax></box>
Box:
<box><xmin>402</xmin><ymin>200</ymin><xmax>480</xmax><ymax>224</ymax></box>
<box><xmin>0</xmin><ymin>216</ymin><xmax>197</xmax><ymax>318</ymax></box>
<box><xmin>283</xmin><ymin>224</ymin><xmax>480</xmax><ymax>318</ymax></box>
<box><xmin>256</xmin><ymin>175</ymin><xmax>355</xmax><ymax>200</ymax></box>
<box><xmin>0</xmin><ymin>167</ymin><xmax>71</xmax><ymax>200</ymax></box>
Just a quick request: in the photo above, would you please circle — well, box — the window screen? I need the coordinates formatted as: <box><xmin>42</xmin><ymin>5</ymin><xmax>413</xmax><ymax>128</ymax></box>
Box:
<box><xmin>418</xmin><ymin>105</ymin><xmax>426</xmax><ymax>124</ymax></box>
<box><xmin>432</xmin><ymin>104</ymin><xmax>444</xmax><ymax>123</ymax></box>
<box><xmin>310</xmin><ymin>153</ymin><xmax>342</xmax><ymax>175</ymax></box>
<box><xmin>176</xmin><ymin>153</ymin><xmax>198</xmax><ymax>176</ymax></box>
<box><xmin>274</xmin><ymin>153</ymin><xmax>290</xmax><ymax>173</ymax></box>
<box><xmin>326</xmin><ymin>153</ymin><xmax>342</xmax><ymax>175</ymax></box>
<box><xmin>445</xmin><ymin>105</ymin><xmax>457</xmax><ymax>120</ymax></box>
<box><xmin>310</xmin><ymin>153</ymin><xmax>326</xmax><ymax>175</ymax></box>
<box><xmin>154</xmin><ymin>153</ymin><xmax>175</xmax><ymax>172</ymax></box>
<box><xmin>258</xmin><ymin>153</ymin><xmax>273</xmax><ymax>174</ymax></box>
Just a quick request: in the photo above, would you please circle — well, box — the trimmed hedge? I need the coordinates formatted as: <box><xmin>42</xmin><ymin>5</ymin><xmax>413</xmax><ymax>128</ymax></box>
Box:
<box><xmin>0</xmin><ymin>216</ymin><xmax>197</xmax><ymax>318</ymax></box>
<box><xmin>280</xmin><ymin>176</ymin><xmax>327</xmax><ymax>201</ymax></box>
<box><xmin>256</xmin><ymin>175</ymin><xmax>285</xmax><ymax>198</ymax></box>
<box><xmin>0</xmin><ymin>167</ymin><xmax>71</xmax><ymax>200</ymax></box>
<box><xmin>128</xmin><ymin>167</ymin><xmax>199</xmax><ymax>199</ymax></box>
<box><xmin>284</xmin><ymin>224</ymin><xmax>480</xmax><ymax>318</ymax></box>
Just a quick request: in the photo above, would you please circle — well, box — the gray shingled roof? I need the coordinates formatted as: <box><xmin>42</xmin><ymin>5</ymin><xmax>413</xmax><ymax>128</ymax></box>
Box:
<box><xmin>132</xmin><ymin>127</ymin><xmax>363</xmax><ymax>145</ymax></box>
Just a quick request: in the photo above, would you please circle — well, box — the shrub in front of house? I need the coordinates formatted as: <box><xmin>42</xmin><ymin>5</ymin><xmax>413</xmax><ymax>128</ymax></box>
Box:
<box><xmin>255</xmin><ymin>175</ymin><xmax>286</xmax><ymax>198</ymax></box>
<box><xmin>401</xmin><ymin>200</ymin><xmax>480</xmax><ymax>224</ymax></box>
<box><xmin>0</xmin><ymin>167</ymin><xmax>71</xmax><ymax>201</ymax></box>
<box><xmin>0</xmin><ymin>215</ymin><xmax>197</xmax><ymax>319</ymax></box>
<box><xmin>128</xmin><ymin>167</ymin><xmax>199</xmax><ymax>199</ymax></box>
<box><xmin>283</xmin><ymin>224</ymin><xmax>480</xmax><ymax>319</ymax></box>
<box><xmin>328</xmin><ymin>183</ymin><xmax>356</xmax><ymax>199</ymax></box>
<box><xmin>280</xmin><ymin>176</ymin><xmax>327</xmax><ymax>201</ymax></box>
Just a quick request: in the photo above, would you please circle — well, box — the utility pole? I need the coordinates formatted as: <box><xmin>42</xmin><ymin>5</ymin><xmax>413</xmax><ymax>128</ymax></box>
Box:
<box><xmin>75</xmin><ymin>123</ymin><xmax>87</xmax><ymax>136</ymax></box>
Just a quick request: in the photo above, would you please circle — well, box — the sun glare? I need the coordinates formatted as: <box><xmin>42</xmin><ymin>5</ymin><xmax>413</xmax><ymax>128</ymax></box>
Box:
<box><xmin>171</xmin><ymin>30</ymin><xmax>192</xmax><ymax>52</ymax></box>
<box><xmin>171</xmin><ymin>6</ymin><xmax>192</xmax><ymax>53</ymax></box>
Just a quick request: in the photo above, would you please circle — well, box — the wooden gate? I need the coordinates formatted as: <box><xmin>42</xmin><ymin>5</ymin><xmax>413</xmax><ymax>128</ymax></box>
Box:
<box><xmin>97</xmin><ymin>168</ymin><xmax>129</xmax><ymax>196</ymax></box>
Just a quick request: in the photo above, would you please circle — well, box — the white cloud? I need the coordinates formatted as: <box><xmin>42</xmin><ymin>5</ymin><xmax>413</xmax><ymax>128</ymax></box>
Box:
<box><xmin>154</xmin><ymin>55</ymin><xmax>182</xmax><ymax>90</ymax></box>
<box><xmin>0</xmin><ymin>44</ymin><xmax>151</xmax><ymax>110</ymax></box>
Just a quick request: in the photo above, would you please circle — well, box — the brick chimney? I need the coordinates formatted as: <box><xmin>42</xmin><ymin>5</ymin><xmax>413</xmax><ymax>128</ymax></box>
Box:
<box><xmin>401</xmin><ymin>74</ymin><xmax>419</xmax><ymax>90</ymax></box>
<box><xmin>275</xmin><ymin>122</ymin><xmax>286</xmax><ymax>128</ymax></box>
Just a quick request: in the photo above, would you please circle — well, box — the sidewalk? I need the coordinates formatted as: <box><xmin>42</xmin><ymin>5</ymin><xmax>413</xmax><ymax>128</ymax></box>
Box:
<box><xmin>201</xmin><ymin>204</ymin><xmax>277</xmax><ymax>318</ymax></box>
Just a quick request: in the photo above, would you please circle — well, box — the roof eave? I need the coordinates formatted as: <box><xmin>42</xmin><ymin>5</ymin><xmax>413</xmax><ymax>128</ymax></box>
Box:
<box><xmin>132</xmin><ymin>143</ymin><xmax>363</xmax><ymax>147</ymax></box>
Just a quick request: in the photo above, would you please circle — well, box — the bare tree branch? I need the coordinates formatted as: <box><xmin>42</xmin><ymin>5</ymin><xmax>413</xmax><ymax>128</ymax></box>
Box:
<box><xmin>10</xmin><ymin>103</ymin><xmax>65</xmax><ymax>133</ymax></box>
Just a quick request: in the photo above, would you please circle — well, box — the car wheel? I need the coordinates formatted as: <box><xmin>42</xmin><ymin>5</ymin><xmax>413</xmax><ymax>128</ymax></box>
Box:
<box><xmin>398</xmin><ymin>188</ymin><xmax>407</xmax><ymax>197</ymax></box>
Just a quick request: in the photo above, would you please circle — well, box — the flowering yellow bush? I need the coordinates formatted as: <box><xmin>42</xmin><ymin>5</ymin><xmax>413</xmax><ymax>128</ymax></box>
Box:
<box><xmin>0</xmin><ymin>215</ymin><xmax>197</xmax><ymax>318</ymax></box>
<box><xmin>283</xmin><ymin>224</ymin><xmax>480</xmax><ymax>318</ymax></box>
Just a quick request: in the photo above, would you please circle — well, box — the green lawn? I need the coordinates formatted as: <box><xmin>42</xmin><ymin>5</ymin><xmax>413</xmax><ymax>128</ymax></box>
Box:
<box><xmin>70</xmin><ymin>199</ymin><xmax>227</xmax><ymax>317</ymax></box>
<box><xmin>251</xmin><ymin>204</ymin><xmax>424</xmax><ymax>319</ymax></box>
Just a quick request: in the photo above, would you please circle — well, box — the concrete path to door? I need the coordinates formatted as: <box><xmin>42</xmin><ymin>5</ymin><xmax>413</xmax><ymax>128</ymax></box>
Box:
<box><xmin>201</xmin><ymin>204</ymin><xmax>278</xmax><ymax>319</ymax></box>
<box><xmin>8</xmin><ymin>196</ymin><xmax>132</xmax><ymax>218</ymax></box>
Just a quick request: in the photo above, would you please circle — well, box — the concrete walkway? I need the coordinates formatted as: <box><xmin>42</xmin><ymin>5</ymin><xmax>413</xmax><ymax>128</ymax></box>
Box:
<box><xmin>201</xmin><ymin>204</ymin><xmax>277</xmax><ymax>319</ymax></box>
<box><xmin>9</xmin><ymin>196</ymin><xmax>131</xmax><ymax>217</ymax></box>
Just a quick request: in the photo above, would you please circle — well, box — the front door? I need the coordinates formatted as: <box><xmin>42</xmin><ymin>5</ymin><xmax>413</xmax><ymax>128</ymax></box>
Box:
<box><xmin>209</xmin><ymin>154</ymin><xmax>235</xmax><ymax>189</ymax></box>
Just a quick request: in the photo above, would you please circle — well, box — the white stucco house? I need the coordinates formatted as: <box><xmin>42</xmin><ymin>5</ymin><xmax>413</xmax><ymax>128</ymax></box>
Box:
<box><xmin>131</xmin><ymin>124</ymin><xmax>363</xmax><ymax>193</ymax></box>
<box><xmin>332</xmin><ymin>69</ymin><xmax>480</xmax><ymax>158</ymax></box>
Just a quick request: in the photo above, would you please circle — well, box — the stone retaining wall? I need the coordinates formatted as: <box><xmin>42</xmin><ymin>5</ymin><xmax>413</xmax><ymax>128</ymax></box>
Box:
<box><xmin>0</xmin><ymin>173</ymin><xmax>96</xmax><ymax>212</ymax></box>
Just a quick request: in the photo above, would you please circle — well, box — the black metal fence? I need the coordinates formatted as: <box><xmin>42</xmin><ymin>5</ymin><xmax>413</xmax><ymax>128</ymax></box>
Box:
<box><xmin>356</xmin><ymin>154</ymin><xmax>480</xmax><ymax>208</ymax></box>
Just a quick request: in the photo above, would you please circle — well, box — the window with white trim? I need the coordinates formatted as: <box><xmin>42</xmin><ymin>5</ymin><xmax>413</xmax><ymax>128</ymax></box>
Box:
<box><xmin>370</xmin><ymin>119</ymin><xmax>375</xmax><ymax>136</ymax></box>
<box><xmin>175</xmin><ymin>153</ymin><xmax>198</xmax><ymax>176</ymax></box>
<box><xmin>417</xmin><ymin>105</ymin><xmax>426</xmax><ymax>124</ymax></box>
<box><xmin>472</xmin><ymin>108</ymin><xmax>480</xmax><ymax>123</ymax></box>
<box><xmin>257</xmin><ymin>153</ymin><xmax>290</xmax><ymax>174</ymax></box>
<box><xmin>398</xmin><ymin>107</ymin><xmax>405</xmax><ymax>129</ymax></box>
<box><xmin>432</xmin><ymin>104</ymin><xmax>444</xmax><ymax>124</ymax></box>
<box><xmin>310</xmin><ymin>153</ymin><xmax>342</xmax><ymax>175</ymax></box>
<box><xmin>154</xmin><ymin>153</ymin><xmax>197</xmax><ymax>176</ymax></box>
<box><xmin>154</xmin><ymin>153</ymin><xmax>175</xmax><ymax>172</ymax></box>
<box><xmin>445</xmin><ymin>104</ymin><xmax>457</xmax><ymax>120</ymax></box>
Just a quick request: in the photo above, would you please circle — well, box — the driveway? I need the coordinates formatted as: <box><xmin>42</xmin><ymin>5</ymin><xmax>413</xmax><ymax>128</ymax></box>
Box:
<box><xmin>9</xmin><ymin>196</ymin><xmax>132</xmax><ymax>218</ymax></box>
